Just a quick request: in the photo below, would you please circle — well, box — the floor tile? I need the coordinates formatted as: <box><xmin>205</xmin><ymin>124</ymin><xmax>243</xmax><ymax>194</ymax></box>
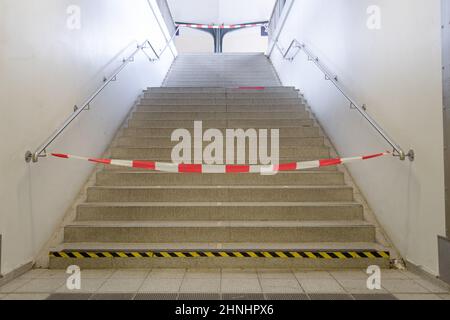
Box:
<box><xmin>221</xmin><ymin>278</ymin><xmax>262</xmax><ymax>293</ymax></box>
<box><xmin>109</xmin><ymin>269</ymin><xmax>150</xmax><ymax>280</ymax></box>
<box><xmin>412</xmin><ymin>278</ymin><xmax>450</xmax><ymax>294</ymax></box>
<box><xmin>337</xmin><ymin>279</ymin><xmax>388</xmax><ymax>294</ymax></box>
<box><xmin>260</xmin><ymin>279</ymin><xmax>303</xmax><ymax>293</ymax></box>
<box><xmin>438</xmin><ymin>294</ymin><xmax>450</xmax><ymax>300</ymax></box>
<box><xmin>148</xmin><ymin>268</ymin><xmax>186</xmax><ymax>279</ymax></box>
<box><xmin>293</xmin><ymin>271</ymin><xmax>334</xmax><ymax>280</ymax></box>
<box><xmin>222</xmin><ymin>269</ymin><xmax>258</xmax><ymax>279</ymax></box>
<box><xmin>32</xmin><ymin>269</ymin><xmax>68</xmax><ymax>279</ymax></box>
<box><xmin>14</xmin><ymin>278</ymin><xmax>65</xmax><ymax>293</ymax></box>
<box><xmin>257</xmin><ymin>269</ymin><xmax>296</xmax><ymax>280</ymax></box>
<box><xmin>329</xmin><ymin>270</ymin><xmax>368</xmax><ymax>280</ymax></box>
<box><xmin>77</xmin><ymin>269</ymin><xmax>115</xmax><ymax>279</ymax></box>
<box><xmin>139</xmin><ymin>278</ymin><xmax>183</xmax><ymax>293</ymax></box>
<box><xmin>17</xmin><ymin>269</ymin><xmax>48</xmax><ymax>279</ymax></box>
<box><xmin>0</xmin><ymin>278</ymin><xmax>31</xmax><ymax>293</ymax></box>
<box><xmin>184</xmin><ymin>269</ymin><xmax>221</xmax><ymax>279</ymax></box>
<box><xmin>378</xmin><ymin>269</ymin><xmax>410</xmax><ymax>280</ymax></box>
<box><xmin>298</xmin><ymin>278</ymin><xmax>345</xmax><ymax>294</ymax></box>
<box><xmin>180</xmin><ymin>278</ymin><xmax>220</xmax><ymax>293</ymax></box>
<box><xmin>98</xmin><ymin>278</ymin><xmax>144</xmax><ymax>293</ymax></box>
<box><xmin>394</xmin><ymin>293</ymin><xmax>442</xmax><ymax>300</ymax></box>
<box><xmin>381</xmin><ymin>279</ymin><xmax>429</xmax><ymax>293</ymax></box>
<box><xmin>55</xmin><ymin>278</ymin><xmax>106</xmax><ymax>293</ymax></box>
<box><xmin>2</xmin><ymin>293</ymin><xmax>50</xmax><ymax>300</ymax></box>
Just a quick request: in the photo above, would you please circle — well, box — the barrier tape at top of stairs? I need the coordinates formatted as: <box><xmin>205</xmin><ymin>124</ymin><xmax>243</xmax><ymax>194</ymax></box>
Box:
<box><xmin>51</xmin><ymin>152</ymin><xmax>390</xmax><ymax>174</ymax></box>
<box><xmin>176</xmin><ymin>23</ymin><xmax>267</xmax><ymax>29</ymax></box>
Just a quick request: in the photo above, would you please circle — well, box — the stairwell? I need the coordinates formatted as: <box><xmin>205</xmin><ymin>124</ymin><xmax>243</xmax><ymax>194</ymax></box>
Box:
<box><xmin>48</xmin><ymin>53</ymin><xmax>391</xmax><ymax>269</ymax></box>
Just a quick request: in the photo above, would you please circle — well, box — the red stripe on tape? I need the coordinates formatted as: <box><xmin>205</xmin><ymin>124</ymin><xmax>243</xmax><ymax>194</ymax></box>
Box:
<box><xmin>362</xmin><ymin>153</ymin><xmax>385</xmax><ymax>160</ymax></box>
<box><xmin>274</xmin><ymin>162</ymin><xmax>297</xmax><ymax>172</ymax></box>
<box><xmin>52</xmin><ymin>153</ymin><xmax>69</xmax><ymax>159</ymax></box>
<box><xmin>89</xmin><ymin>158</ymin><xmax>111</xmax><ymax>165</ymax></box>
<box><xmin>179</xmin><ymin>164</ymin><xmax>202</xmax><ymax>173</ymax></box>
<box><xmin>319</xmin><ymin>158</ymin><xmax>342</xmax><ymax>167</ymax></box>
<box><xmin>132</xmin><ymin>160</ymin><xmax>156</xmax><ymax>170</ymax></box>
<box><xmin>226</xmin><ymin>165</ymin><xmax>250</xmax><ymax>173</ymax></box>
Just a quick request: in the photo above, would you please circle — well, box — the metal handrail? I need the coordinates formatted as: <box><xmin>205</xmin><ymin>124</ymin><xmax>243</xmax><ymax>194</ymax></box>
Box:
<box><xmin>25</xmin><ymin>29</ymin><xmax>179</xmax><ymax>163</ymax></box>
<box><xmin>274</xmin><ymin>39</ymin><xmax>414</xmax><ymax>161</ymax></box>
<box><xmin>275</xmin><ymin>38</ymin><xmax>302</xmax><ymax>61</ymax></box>
<box><xmin>159</xmin><ymin>26</ymin><xmax>179</xmax><ymax>58</ymax></box>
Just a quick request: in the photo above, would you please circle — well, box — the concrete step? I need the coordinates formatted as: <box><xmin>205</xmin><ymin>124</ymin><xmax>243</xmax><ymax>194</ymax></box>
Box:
<box><xmin>134</xmin><ymin>105</ymin><xmax>306</xmax><ymax>112</ymax></box>
<box><xmin>95</xmin><ymin>171</ymin><xmax>343</xmax><ymax>186</ymax></box>
<box><xmin>145</xmin><ymin>87</ymin><xmax>296</xmax><ymax>93</ymax></box>
<box><xmin>127</xmin><ymin>119</ymin><xmax>315</xmax><ymax>128</ymax></box>
<box><xmin>109</xmin><ymin>147</ymin><xmax>329</xmax><ymax>161</ymax></box>
<box><xmin>86</xmin><ymin>186</ymin><xmax>354</xmax><ymax>202</ymax></box>
<box><xmin>114</xmin><ymin>137</ymin><xmax>325</xmax><ymax>148</ymax></box>
<box><xmin>138</xmin><ymin>98</ymin><xmax>302</xmax><ymax>105</ymax></box>
<box><xmin>49</xmin><ymin>242</ymin><xmax>390</xmax><ymax>269</ymax></box>
<box><xmin>76</xmin><ymin>202</ymin><xmax>363</xmax><ymax>221</ymax></box>
<box><xmin>121</xmin><ymin>126</ymin><xmax>321</xmax><ymax>138</ymax></box>
<box><xmin>163</xmin><ymin>83</ymin><xmax>281</xmax><ymax>88</ymax></box>
<box><xmin>109</xmin><ymin>146</ymin><xmax>330</xmax><ymax>160</ymax></box>
<box><xmin>130</xmin><ymin>111</ymin><xmax>310</xmax><ymax>121</ymax></box>
<box><xmin>62</xmin><ymin>220</ymin><xmax>375</xmax><ymax>243</ymax></box>
<box><xmin>142</xmin><ymin>93</ymin><xmax>299</xmax><ymax>99</ymax></box>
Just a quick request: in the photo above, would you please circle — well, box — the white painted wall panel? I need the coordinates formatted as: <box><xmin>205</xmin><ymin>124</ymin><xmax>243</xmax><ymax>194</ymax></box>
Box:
<box><xmin>0</xmin><ymin>0</ymin><xmax>175</xmax><ymax>274</ymax></box>
<box><xmin>270</xmin><ymin>0</ymin><xmax>445</xmax><ymax>274</ymax></box>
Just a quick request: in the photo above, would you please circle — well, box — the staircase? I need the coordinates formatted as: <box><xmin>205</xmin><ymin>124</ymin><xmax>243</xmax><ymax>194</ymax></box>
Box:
<box><xmin>49</xmin><ymin>54</ymin><xmax>391</xmax><ymax>269</ymax></box>
<box><xmin>163</xmin><ymin>53</ymin><xmax>281</xmax><ymax>87</ymax></box>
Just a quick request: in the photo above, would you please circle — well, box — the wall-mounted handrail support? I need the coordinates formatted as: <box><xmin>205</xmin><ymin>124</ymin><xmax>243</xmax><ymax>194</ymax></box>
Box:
<box><xmin>25</xmin><ymin>27</ymin><xmax>180</xmax><ymax>164</ymax></box>
<box><xmin>275</xmin><ymin>39</ymin><xmax>414</xmax><ymax>161</ymax></box>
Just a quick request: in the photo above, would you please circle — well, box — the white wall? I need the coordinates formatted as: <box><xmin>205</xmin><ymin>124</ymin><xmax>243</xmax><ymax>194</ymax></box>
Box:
<box><xmin>270</xmin><ymin>0</ymin><xmax>445</xmax><ymax>275</ymax></box>
<box><xmin>0</xmin><ymin>0</ymin><xmax>175</xmax><ymax>275</ymax></box>
<box><xmin>169</xmin><ymin>0</ymin><xmax>274</xmax><ymax>53</ymax></box>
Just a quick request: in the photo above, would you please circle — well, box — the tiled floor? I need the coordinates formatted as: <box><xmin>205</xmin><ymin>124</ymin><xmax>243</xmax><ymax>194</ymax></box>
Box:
<box><xmin>0</xmin><ymin>268</ymin><xmax>449</xmax><ymax>300</ymax></box>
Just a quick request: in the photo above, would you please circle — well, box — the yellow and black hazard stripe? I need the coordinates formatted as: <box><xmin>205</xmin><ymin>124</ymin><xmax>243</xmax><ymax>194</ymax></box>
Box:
<box><xmin>50</xmin><ymin>250</ymin><xmax>390</xmax><ymax>259</ymax></box>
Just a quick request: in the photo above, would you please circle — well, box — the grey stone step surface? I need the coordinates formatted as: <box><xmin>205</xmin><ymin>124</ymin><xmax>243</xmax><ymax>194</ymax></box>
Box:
<box><xmin>135</xmin><ymin>105</ymin><xmax>306</xmax><ymax>112</ymax></box>
<box><xmin>145</xmin><ymin>87</ymin><xmax>296</xmax><ymax>93</ymax></box>
<box><xmin>62</xmin><ymin>220</ymin><xmax>375</xmax><ymax>243</ymax></box>
<box><xmin>130</xmin><ymin>111</ymin><xmax>310</xmax><ymax>120</ymax></box>
<box><xmin>86</xmin><ymin>186</ymin><xmax>354</xmax><ymax>203</ymax></box>
<box><xmin>128</xmin><ymin>119</ymin><xmax>315</xmax><ymax>128</ymax></box>
<box><xmin>95</xmin><ymin>171</ymin><xmax>343</xmax><ymax>186</ymax></box>
<box><xmin>142</xmin><ymin>92</ymin><xmax>300</xmax><ymax>99</ymax></box>
<box><xmin>121</xmin><ymin>126</ymin><xmax>321</xmax><ymax>138</ymax></box>
<box><xmin>138</xmin><ymin>98</ymin><xmax>303</xmax><ymax>105</ymax></box>
<box><xmin>76</xmin><ymin>202</ymin><xmax>363</xmax><ymax>221</ymax></box>
<box><xmin>109</xmin><ymin>146</ymin><xmax>330</xmax><ymax>160</ymax></box>
<box><xmin>114</xmin><ymin>136</ymin><xmax>325</xmax><ymax>148</ymax></box>
<box><xmin>48</xmin><ymin>54</ymin><xmax>390</xmax><ymax>270</ymax></box>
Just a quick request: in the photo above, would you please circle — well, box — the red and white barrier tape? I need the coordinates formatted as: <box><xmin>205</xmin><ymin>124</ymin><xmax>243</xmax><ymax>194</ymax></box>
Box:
<box><xmin>51</xmin><ymin>152</ymin><xmax>390</xmax><ymax>174</ymax></box>
<box><xmin>176</xmin><ymin>23</ymin><xmax>267</xmax><ymax>30</ymax></box>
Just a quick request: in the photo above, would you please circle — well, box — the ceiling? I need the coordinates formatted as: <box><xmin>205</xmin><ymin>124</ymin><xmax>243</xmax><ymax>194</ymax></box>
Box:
<box><xmin>167</xmin><ymin>0</ymin><xmax>276</xmax><ymax>24</ymax></box>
